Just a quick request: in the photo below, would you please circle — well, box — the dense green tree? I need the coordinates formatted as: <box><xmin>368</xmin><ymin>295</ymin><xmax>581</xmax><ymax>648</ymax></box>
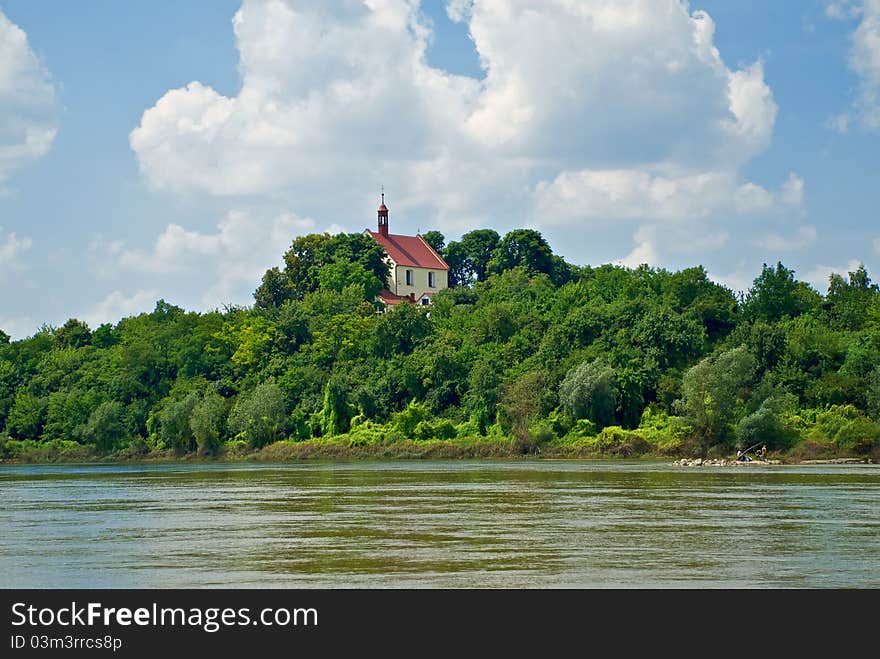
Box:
<box><xmin>678</xmin><ymin>346</ymin><xmax>757</xmax><ymax>456</ymax></box>
<box><xmin>273</xmin><ymin>301</ymin><xmax>311</xmax><ymax>353</ymax></box>
<box><xmin>43</xmin><ymin>389</ymin><xmax>100</xmax><ymax>443</ymax></box>
<box><xmin>744</xmin><ymin>262</ymin><xmax>821</xmax><ymax>323</ymax></box>
<box><xmin>559</xmin><ymin>359</ymin><xmax>617</xmax><ymax>429</ymax></box>
<box><xmin>228</xmin><ymin>382</ymin><xmax>286</xmax><ymax>448</ymax></box>
<box><xmin>391</xmin><ymin>400</ymin><xmax>431</xmax><ymax>437</ymax></box>
<box><xmin>374</xmin><ymin>304</ymin><xmax>431</xmax><ymax>356</ymax></box>
<box><xmin>317</xmin><ymin>261</ymin><xmax>382</xmax><ymax>300</ymax></box>
<box><xmin>52</xmin><ymin>319</ymin><xmax>92</xmax><ymax>350</ymax></box>
<box><xmin>445</xmin><ymin>229</ymin><xmax>501</xmax><ymax>286</ymax></box>
<box><xmin>3</xmin><ymin>222</ymin><xmax>878</xmax><ymax>461</ymax></box>
<box><xmin>735</xmin><ymin>393</ymin><xmax>798</xmax><ymax>451</ymax></box>
<box><xmin>157</xmin><ymin>393</ymin><xmax>199</xmax><ymax>454</ymax></box>
<box><xmin>78</xmin><ymin>401</ymin><xmax>127</xmax><ymax>452</ymax></box>
<box><xmin>320</xmin><ymin>377</ymin><xmax>353</xmax><ymax>436</ymax></box>
<box><xmin>190</xmin><ymin>393</ymin><xmax>227</xmax><ymax>455</ymax></box>
<box><xmin>825</xmin><ymin>264</ymin><xmax>878</xmax><ymax>330</ymax></box>
<box><xmin>7</xmin><ymin>391</ymin><xmax>48</xmax><ymax>440</ymax></box>
<box><xmin>499</xmin><ymin>369</ymin><xmax>555</xmax><ymax>450</ymax></box>
<box><xmin>866</xmin><ymin>367</ymin><xmax>880</xmax><ymax>421</ymax></box>
<box><xmin>254</xmin><ymin>267</ymin><xmax>295</xmax><ymax>311</ymax></box>
<box><xmin>421</xmin><ymin>231</ymin><xmax>445</xmax><ymax>254</ymax></box>
<box><xmin>263</xmin><ymin>232</ymin><xmax>391</xmax><ymax>305</ymax></box>
<box><xmin>487</xmin><ymin>229</ymin><xmax>554</xmax><ymax>277</ymax></box>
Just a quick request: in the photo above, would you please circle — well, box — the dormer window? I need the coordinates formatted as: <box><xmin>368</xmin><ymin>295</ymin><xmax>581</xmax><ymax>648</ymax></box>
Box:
<box><xmin>428</xmin><ymin>271</ymin><xmax>435</xmax><ymax>288</ymax></box>
<box><xmin>406</xmin><ymin>269</ymin><xmax>413</xmax><ymax>286</ymax></box>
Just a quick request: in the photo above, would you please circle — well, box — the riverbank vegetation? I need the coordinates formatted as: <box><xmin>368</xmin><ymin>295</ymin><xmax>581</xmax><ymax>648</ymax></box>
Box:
<box><xmin>2</xmin><ymin>229</ymin><xmax>880</xmax><ymax>463</ymax></box>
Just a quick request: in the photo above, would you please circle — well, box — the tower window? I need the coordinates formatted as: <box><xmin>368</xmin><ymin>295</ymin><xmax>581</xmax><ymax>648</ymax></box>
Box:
<box><xmin>406</xmin><ymin>270</ymin><xmax>413</xmax><ymax>286</ymax></box>
<box><xmin>428</xmin><ymin>272</ymin><xmax>435</xmax><ymax>288</ymax></box>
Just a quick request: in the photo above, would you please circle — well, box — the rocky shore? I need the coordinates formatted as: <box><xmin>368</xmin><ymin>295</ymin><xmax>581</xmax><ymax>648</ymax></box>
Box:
<box><xmin>673</xmin><ymin>457</ymin><xmax>782</xmax><ymax>467</ymax></box>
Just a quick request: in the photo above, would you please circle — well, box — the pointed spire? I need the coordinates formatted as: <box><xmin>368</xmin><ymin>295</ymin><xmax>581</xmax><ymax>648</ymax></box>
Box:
<box><xmin>377</xmin><ymin>186</ymin><xmax>389</xmax><ymax>236</ymax></box>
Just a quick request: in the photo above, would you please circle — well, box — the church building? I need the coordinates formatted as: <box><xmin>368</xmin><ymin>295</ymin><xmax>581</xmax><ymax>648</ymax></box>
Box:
<box><xmin>365</xmin><ymin>194</ymin><xmax>449</xmax><ymax>307</ymax></box>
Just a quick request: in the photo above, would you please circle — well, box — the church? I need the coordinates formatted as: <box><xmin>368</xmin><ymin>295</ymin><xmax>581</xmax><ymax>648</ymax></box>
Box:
<box><xmin>365</xmin><ymin>194</ymin><xmax>449</xmax><ymax>307</ymax></box>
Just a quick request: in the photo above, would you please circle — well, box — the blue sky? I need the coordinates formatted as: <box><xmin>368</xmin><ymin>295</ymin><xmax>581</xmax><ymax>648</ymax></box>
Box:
<box><xmin>1</xmin><ymin>0</ymin><xmax>878</xmax><ymax>338</ymax></box>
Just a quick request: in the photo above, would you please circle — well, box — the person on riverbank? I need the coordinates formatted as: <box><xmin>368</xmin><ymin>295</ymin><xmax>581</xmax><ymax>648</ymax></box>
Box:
<box><xmin>736</xmin><ymin>449</ymin><xmax>751</xmax><ymax>462</ymax></box>
<box><xmin>759</xmin><ymin>445</ymin><xmax>768</xmax><ymax>461</ymax></box>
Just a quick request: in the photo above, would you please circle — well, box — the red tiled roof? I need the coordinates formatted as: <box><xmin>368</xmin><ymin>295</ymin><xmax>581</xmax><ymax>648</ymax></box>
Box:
<box><xmin>378</xmin><ymin>289</ymin><xmax>410</xmax><ymax>305</ymax></box>
<box><xmin>366</xmin><ymin>231</ymin><xmax>449</xmax><ymax>270</ymax></box>
<box><xmin>377</xmin><ymin>289</ymin><xmax>440</xmax><ymax>306</ymax></box>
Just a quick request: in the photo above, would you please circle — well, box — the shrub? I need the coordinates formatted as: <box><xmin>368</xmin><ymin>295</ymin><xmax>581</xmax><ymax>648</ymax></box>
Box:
<box><xmin>834</xmin><ymin>417</ymin><xmax>880</xmax><ymax>453</ymax></box>
<box><xmin>392</xmin><ymin>400</ymin><xmax>431</xmax><ymax>437</ymax></box>
<box><xmin>814</xmin><ymin>405</ymin><xmax>863</xmax><ymax>441</ymax></box>
<box><xmin>569</xmin><ymin>418</ymin><xmax>598</xmax><ymax>438</ymax></box>
<box><xmin>735</xmin><ymin>394</ymin><xmax>799</xmax><ymax>451</ymax></box>
<box><xmin>594</xmin><ymin>426</ymin><xmax>651</xmax><ymax>456</ymax></box>
<box><xmin>530</xmin><ymin>421</ymin><xmax>556</xmax><ymax>445</ymax></box>
<box><xmin>413</xmin><ymin>419</ymin><xmax>457</xmax><ymax>441</ymax></box>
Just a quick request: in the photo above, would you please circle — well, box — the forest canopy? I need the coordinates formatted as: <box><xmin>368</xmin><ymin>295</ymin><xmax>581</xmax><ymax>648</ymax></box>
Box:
<box><xmin>2</xmin><ymin>228</ymin><xmax>880</xmax><ymax>461</ymax></box>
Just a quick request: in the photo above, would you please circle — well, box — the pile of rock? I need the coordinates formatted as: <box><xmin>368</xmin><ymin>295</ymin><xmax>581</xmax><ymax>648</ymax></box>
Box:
<box><xmin>673</xmin><ymin>458</ymin><xmax>730</xmax><ymax>467</ymax></box>
<box><xmin>673</xmin><ymin>458</ymin><xmax>782</xmax><ymax>467</ymax></box>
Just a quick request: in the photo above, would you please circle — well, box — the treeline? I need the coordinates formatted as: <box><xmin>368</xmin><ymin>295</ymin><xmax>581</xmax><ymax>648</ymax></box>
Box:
<box><xmin>2</xmin><ymin>227</ymin><xmax>880</xmax><ymax>461</ymax></box>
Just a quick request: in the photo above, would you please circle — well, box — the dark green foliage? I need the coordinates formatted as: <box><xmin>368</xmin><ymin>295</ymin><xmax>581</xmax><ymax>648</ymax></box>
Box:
<box><xmin>824</xmin><ymin>265</ymin><xmax>878</xmax><ymax>331</ymax></box>
<box><xmin>190</xmin><ymin>393</ymin><xmax>227</xmax><ymax>455</ymax></box>
<box><xmin>444</xmin><ymin>229</ymin><xmax>500</xmax><ymax>286</ymax></box>
<box><xmin>320</xmin><ymin>377</ymin><xmax>352</xmax><ymax>436</ymax></box>
<box><xmin>52</xmin><ymin>319</ymin><xmax>92</xmax><ymax>350</ymax></box>
<box><xmin>255</xmin><ymin>232</ymin><xmax>390</xmax><ymax>307</ymax></box>
<box><xmin>228</xmin><ymin>382</ymin><xmax>286</xmax><ymax>448</ymax></box>
<box><xmin>678</xmin><ymin>346</ymin><xmax>757</xmax><ymax>455</ymax></box>
<box><xmin>499</xmin><ymin>369</ymin><xmax>555</xmax><ymax>449</ymax></box>
<box><xmin>487</xmin><ymin>229</ymin><xmax>554</xmax><ymax>277</ymax></box>
<box><xmin>744</xmin><ymin>262</ymin><xmax>821</xmax><ymax>323</ymax></box>
<box><xmin>3</xmin><ymin>226</ymin><xmax>878</xmax><ymax>460</ymax></box>
<box><xmin>374</xmin><ymin>303</ymin><xmax>431</xmax><ymax>356</ymax></box>
<box><xmin>7</xmin><ymin>391</ymin><xmax>48</xmax><ymax>440</ymax></box>
<box><xmin>77</xmin><ymin>401</ymin><xmax>127</xmax><ymax>452</ymax></box>
<box><xmin>317</xmin><ymin>261</ymin><xmax>382</xmax><ymax>301</ymax></box>
<box><xmin>158</xmin><ymin>393</ymin><xmax>199</xmax><ymax>454</ymax></box>
<box><xmin>254</xmin><ymin>267</ymin><xmax>295</xmax><ymax>311</ymax></box>
<box><xmin>736</xmin><ymin>394</ymin><xmax>798</xmax><ymax>451</ymax></box>
<box><xmin>421</xmin><ymin>231</ymin><xmax>445</xmax><ymax>254</ymax></box>
<box><xmin>559</xmin><ymin>359</ymin><xmax>617</xmax><ymax>429</ymax></box>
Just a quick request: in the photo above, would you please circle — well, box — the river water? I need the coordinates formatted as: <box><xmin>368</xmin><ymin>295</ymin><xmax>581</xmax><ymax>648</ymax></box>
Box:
<box><xmin>1</xmin><ymin>460</ymin><xmax>878</xmax><ymax>588</ymax></box>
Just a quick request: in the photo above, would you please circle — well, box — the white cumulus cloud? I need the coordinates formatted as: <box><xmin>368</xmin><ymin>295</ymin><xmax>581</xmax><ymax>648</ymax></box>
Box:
<box><xmin>828</xmin><ymin>0</ymin><xmax>880</xmax><ymax>130</ymax></box>
<box><xmin>618</xmin><ymin>222</ymin><xmax>728</xmax><ymax>268</ymax></box>
<box><xmin>0</xmin><ymin>9</ymin><xmax>58</xmax><ymax>185</ymax></box>
<box><xmin>0</xmin><ymin>226</ymin><xmax>33</xmax><ymax>278</ymax></box>
<box><xmin>131</xmin><ymin>0</ymin><xmax>792</xmax><ymax>237</ymax></box>
<box><xmin>535</xmin><ymin>169</ymin><xmax>798</xmax><ymax>225</ymax></box>
<box><xmin>804</xmin><ymin>259</ymin><xmax>864</xmax><ymax>292</ymax></box>
<box><xmin>82</xmin><ymin>290</ymin><xmax>160</xmax><ymax>329</ymax></box>
<box><xmin>755</xmin><ymin>225</ymin><xmax>817</xmax><ymax>252</ymax></box>
<box><xmin>93</xmin><ymin>209</ymin><xmax>338</xmax><ymax>309</ymax></box>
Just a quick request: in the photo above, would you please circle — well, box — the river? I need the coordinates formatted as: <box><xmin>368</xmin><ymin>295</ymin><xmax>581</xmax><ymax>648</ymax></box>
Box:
<box><xmin>1</xmin><ymin>460</ymin><xmax>878</xmax><ymax>588</ymax></box>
